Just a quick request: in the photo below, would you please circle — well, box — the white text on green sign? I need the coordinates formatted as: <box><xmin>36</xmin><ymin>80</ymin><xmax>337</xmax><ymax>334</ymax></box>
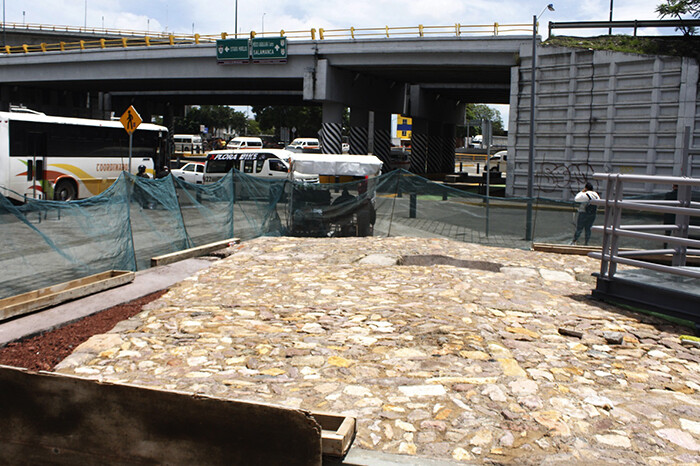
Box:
<box><xmin>216</xmin><ymin>38</ymin><xmax>249</xmax><ymax>60</ymax></box>
<box><xmin>251</xmin><ymin>38</ymin><xmax>287</xmax><ymax>60</ymax></box>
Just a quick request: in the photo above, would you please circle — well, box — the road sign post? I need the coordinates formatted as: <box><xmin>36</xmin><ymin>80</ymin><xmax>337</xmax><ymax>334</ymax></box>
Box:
<box><xmin>120</xmin><ymin>105</ymin><xmax>142</xmax><ymax>173</ymax></box>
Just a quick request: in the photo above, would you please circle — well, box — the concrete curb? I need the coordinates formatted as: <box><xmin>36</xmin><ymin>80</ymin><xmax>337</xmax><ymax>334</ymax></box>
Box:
<box><xmin>0</xmin><ymin>258</ymin><xmax>214</xmax><ymax>347</ymax></box>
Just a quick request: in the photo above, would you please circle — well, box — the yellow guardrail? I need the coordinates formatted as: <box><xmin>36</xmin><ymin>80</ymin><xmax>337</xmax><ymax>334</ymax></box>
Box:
<box><xmin>0</xmin><ymin>22</ymin><xmax>534</xmax><ymax>55</ymax></box>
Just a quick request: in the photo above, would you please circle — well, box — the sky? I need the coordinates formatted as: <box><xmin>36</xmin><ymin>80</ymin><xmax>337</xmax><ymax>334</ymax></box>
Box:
<box><xmin>6</xmin><ymin>0</ymin><xmax>670</xmax><ymax>37</ymax></box>
<box><xmin>5</xmin><ymin>0</ymin><xmax>676</xmax><ymax>130</ymax></box>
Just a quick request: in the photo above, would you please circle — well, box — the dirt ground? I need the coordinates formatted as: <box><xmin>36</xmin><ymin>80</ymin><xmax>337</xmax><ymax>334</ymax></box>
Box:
<box><xmin>0</xmin><ymin>290</ymin><xmax>166</xmax><ymax>371</ymax></box>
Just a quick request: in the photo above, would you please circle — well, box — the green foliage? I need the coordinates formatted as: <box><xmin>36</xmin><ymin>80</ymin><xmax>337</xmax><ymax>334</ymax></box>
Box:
<box><xmin>546</xmin><ymin>35</ymin><xmax>700</xmax><ymax>60</ymax></box>
<box><xmin>252</xmin><ymin>105</ymin><xmax>322</xmax><ymax>139</ymax></box>
<box><xmin>462</xmin><ymin>104</ymin><xmax>506</xmax><ymax>137</ymax></box>
<box><xmin>175</xmin><ymin>106</ymin><xmax>248</xmax><ymax>135</ymax></box>
<box><xmin>656</xmin><ymin>0</ymin><xmax>699</xmax><ymax>35</ymax></box>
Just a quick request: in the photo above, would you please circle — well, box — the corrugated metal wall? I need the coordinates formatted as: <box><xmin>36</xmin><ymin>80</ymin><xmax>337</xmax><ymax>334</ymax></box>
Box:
<box><xmin>509</xmin><ymin>45</ymin><xmax>700</xmax><ymax>199</ymax></box>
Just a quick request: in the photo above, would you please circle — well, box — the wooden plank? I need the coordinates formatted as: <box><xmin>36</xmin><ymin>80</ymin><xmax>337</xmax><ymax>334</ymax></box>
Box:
<box><xmin>533</xmin><ymin>243</ymin><xmax>600</xmax><ymax>255</ymax></box>
<box><xmin>312</xmin><ymin>412</ymin><xmax>357</xmax><ymax>457</ymax></box>
<box><xmin>151</xmin><ymin>237</ymin><xmax>240</xmax><ymax>267</ymax></box>
<box><xmin>533</xmin><ymin>243</ymin><xmax>700</xmax><ymax>265</ymax></box>
<box><xmin>0</xmin><ymin>365</ymin><xmax>323</xmax><ymax>465</ymax></box>
<box><xmin>0</xmin><ymin>270</ymin><xmax>134</xmax><ymax>322</ymax></box>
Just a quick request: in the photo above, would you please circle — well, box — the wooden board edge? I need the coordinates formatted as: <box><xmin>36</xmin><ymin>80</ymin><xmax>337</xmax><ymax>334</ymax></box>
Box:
<box><xmin>315</xmin><ymin>413</ymin><xmax>356</xmax><ymax>457</ymax></box>
<box><xmin>0</xmin><ymin>271</ymin><xmax>135</xmax><ymax>321</ymax></box>
<box><xmin>151</xmin><ymin>238</ymin><xmax>240</xmax><ymax>267</ymax></box>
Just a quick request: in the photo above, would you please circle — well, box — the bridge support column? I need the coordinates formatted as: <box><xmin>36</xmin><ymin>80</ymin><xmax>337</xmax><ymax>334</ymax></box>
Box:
<box><xmin>373</xmin><ymin>112</ymin><xmax>392</xmax><ymax>169</ymax></box>
<box><xmin>426</xmin><ymin>121</ymin><xmax>443</xmax><ymax>174</ymax></box>
<box><xmin>349</xmin><ymin>107</ymin><xmax>369</xmax><ymax>154</ymax></box>
<box><xmin>0</xmin><ymin>86</ymin><xmax>9</xmax><ymax>112</ymax></box>
<box><xmin>441</xmin><ymin>124</ymin><xmax>456</xmax><ymax>173</ymax></box>
<box><xmin>321</xmin><ymin>101</ymin><xmax>343</xmax><ymax>154</ymax></box>
<box><xmin>410</xmin><ymin>118</ymin><xmax>429</xmax><ymax>174</ymax></box>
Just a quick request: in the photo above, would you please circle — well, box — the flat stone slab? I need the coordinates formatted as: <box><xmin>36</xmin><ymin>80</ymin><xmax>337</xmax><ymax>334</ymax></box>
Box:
<box><xmin>56</xmin><ymin>237</ymin><xmax>700</xmax><ymax>464</ymax></box>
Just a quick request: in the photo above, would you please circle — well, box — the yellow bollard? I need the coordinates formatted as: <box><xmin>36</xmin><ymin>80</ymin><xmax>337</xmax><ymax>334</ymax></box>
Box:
<box><xmin>23</xmin><ymin>44</ymin><xmax>29</xmax><ymax>53</ymax></box>
<box><xmin>60</xmin><ymin>41</ymin><xmax>66</xmax><ymax>51</ymax></box>
<box><xmin>40</xmin><ymin>43</ymin><xmax>47</xmax><ymax>52</ymax></box>
<box><xmin>194</xmin><ymin>33</ymin><xmax>200</xmax><ymax>44</ymax></box>
<box><xmin>319</xmin><ymin>28</ymin><xmax>325</xmax><ymax>40</ymax></box>
<box><xmin>350</xmin><ymin>27</ymin><xmax>355</xmax><ymax>39</ymax></box>
<box><xmin>418</xmin><ymin>25</ymin><xmax>424</xmax><ymax>37</ymax></box>
<box><xmin>79</xmin><ymin>40</ymin><xmax>85</xmax><ymax>50</ymax></box>
<box><xmin>145</xmin><ymin>36</ymin><xmax>150</xmax><ymax>46</ymax></box>
<box><xmin>311</xmin><ymin>28</ymin><xmax>316</xmax><ymax>40</ymax></box>
<box><xmin>250</xmin><ymin>31</ymin><xmax>256</xmax><ymax>38</ymax></box>
<box><xmin>121</xmin><ymin>38</ymin><xmax>127</xmax><ymax>48</ymax></box>
<box><xmin>100</xmin><ymin>38</ymin><xmax>106</xmax><ymax>48</ymax></box>
<box><xmin>221</xmin><ymin>32</ymin><xmax>227</xmax><ymax>39</ymax></box>
<box><xmin>169</xmin><ymin>34</ymin><xmax>174</xmax><ymax>45</ymax></box>
<box><xmin>5</xmin><ymin>45</ymin><xmax>11</xmax><ymax>54</ymax></box>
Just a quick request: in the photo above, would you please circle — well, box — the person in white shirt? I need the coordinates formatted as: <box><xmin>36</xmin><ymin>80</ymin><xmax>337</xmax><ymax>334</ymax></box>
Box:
<box><xmin>572</xmin><ymin>182</ymin><xmax>600</xmax><ymax>245</ymax></box>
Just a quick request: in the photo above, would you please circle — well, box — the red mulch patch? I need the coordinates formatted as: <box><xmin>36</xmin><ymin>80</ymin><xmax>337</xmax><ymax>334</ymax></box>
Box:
<box><xmin>0</xmin><ymin>290</ymin><xmax>167</xmax><ymax>372</ymax></box>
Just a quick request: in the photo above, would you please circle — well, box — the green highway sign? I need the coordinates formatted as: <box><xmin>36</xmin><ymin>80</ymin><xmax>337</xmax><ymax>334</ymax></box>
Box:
<box><xmin>251</xmin><ymin>37</ymin><xmax>287</xmax><ymax>60</ymax></box>
<box><xmin>216</xmin><ymin>38</ymin><xmax>249</xmax><ymax>61</ymax></box>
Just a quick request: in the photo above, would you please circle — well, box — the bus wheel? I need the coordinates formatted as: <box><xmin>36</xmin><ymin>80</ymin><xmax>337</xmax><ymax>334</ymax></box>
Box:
<box><xmin>54</xmin><ymin>180</ymin><xmax>77</xmax><ymax>201</ymax></box>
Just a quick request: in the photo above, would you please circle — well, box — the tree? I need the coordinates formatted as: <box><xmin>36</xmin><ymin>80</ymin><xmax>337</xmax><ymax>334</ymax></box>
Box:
<box><xmin>461</xmin><ymin>104</ymin><xmax>506</xmax><ymax>138</ymax></box>
<box><xmin>656</xmin><ymin>0</ymin><xmax>699</xmax><ymax>35</ymax></box>
<box><xmin>252</xmin><ymin>105</ymin><xmax>322</xmax><ymax>140</ymax></box>
<box><xmin>175</xmin><ymin>106</ymin><xmax>248</xmax><ymax>136</ymax></box>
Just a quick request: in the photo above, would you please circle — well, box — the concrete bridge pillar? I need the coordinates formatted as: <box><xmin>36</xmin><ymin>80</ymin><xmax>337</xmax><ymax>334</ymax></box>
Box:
<box><xmin>0</xmin><ymin>86</ymin><xmax>9</xmax><ymax>112</ymax></box>
<box><xmin>349</xmin><ymin>107</ymin><xmax>369</xmax><ymax>154</ymax></box>
<box><xmin>373</xmin><ymin>111</ymin><xmax>392</xmax><ymax>169</ymax></box>
<box><xmin>426</xmin><ymin>120</ymin><xmax>443</xmax><ymax>173</ymax></box>
<box><xmin>441</xmin><ymin>123</ymin><xmax>457</xmax><ymax>173</ymax></box>
<box><xmin>410</xmin><ymin>118</ymin><xmax>429</xmax><ymax>174</ymax></box>
<box><xmin>321</xmin><ymin>101</ymin><xmax>343</xmax><ymax>154</ymax></box>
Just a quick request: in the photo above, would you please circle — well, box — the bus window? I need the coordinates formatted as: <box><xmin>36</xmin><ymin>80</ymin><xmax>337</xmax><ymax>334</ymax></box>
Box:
<box><xmin>243</xmin><ymin>160</ymin><xmax>254</xmax><ymax>173</ymax></box>
<box><xmin>269</xmin><ymin>159</ymin><xmax>287</xmax><ymax>172</ymax></box>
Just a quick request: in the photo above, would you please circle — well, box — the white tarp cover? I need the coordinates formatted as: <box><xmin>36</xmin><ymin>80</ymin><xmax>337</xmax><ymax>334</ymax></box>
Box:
<box><xmin>289</xmin><ymin>154</ymin><xmax>383</xmax><ymax>177</ymax></box>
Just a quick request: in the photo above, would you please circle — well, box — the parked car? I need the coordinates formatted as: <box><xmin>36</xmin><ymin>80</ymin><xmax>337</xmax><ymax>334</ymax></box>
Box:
<box><xmin>171</xmin><ymin>162</ymin><xmax>205</xmax><ymax>184</ymax></box>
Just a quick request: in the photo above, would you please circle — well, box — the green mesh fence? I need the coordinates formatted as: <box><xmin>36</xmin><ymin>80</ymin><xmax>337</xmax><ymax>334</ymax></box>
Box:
<box><xmin>0</xmin><ymin>169</ymin><xmax>678</xmax><ymax>300</ymax></box>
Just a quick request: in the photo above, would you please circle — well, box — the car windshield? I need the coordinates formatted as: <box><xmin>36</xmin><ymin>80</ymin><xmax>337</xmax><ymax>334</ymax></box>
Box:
<box><xmin>206</xmin><ymin>159</ymin><xmax>234</xmax><ymax>173</ymax></box>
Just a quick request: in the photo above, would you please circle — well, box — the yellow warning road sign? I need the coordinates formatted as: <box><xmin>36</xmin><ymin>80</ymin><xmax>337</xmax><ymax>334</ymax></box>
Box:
<box><xmin>120</xmin><ymin>105</ymin><xmax>142</xmax><ymax>134</ymax></box>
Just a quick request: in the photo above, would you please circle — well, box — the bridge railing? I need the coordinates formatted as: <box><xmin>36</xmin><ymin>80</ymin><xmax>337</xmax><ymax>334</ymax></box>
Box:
<box><xmin>0</xmin><ymin>22</ymin><xmax>533</xmax><ymax>55</ymax></box>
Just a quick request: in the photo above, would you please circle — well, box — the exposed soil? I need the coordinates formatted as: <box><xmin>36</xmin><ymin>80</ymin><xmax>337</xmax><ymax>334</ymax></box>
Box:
<box><xmin>0</xmin><ymin>290</ymin><xmax>166</xmax><ymax>372</ymax></box>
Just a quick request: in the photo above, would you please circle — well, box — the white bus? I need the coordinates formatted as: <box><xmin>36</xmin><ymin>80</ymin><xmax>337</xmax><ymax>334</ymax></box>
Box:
<box><xmin>173</xmin><ymin>134</ymin><xmax>203</xmax><ymax>154</ymax></box>
<box><xmin>0</xmin><ymin>109</ymin><xmax>167</xmax><ymax>202</ymax></box>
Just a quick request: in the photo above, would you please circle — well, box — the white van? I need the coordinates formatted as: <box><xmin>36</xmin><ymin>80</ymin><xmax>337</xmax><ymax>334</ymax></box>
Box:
<box><xmin>173</xmin><ymin>134</ymin><xmax>203</xmax><ymax>154</ymax></box>
<box><xmin>287</xmin><ymin>138</ymin><xmax>320</xmax><ymax>151</ymax></box>
<box><xmin>227</xmin><ymin>136</ymin><xmax>264</xmax><ymax>149</ymax></box>
<box><xmin>203</xmin><ymin>149</ymin><xmax>318</xmax><ymax>184</ymax></box>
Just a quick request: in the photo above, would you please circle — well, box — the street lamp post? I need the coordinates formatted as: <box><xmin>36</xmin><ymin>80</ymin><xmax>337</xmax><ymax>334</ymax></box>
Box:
<box><xmin>262</xmin><ymin>12</ymin><xmax>266</xmax><ymax>35</ymax></box>
<box><xmin>525</xmin><ymin>3</ymin><xmax>554</xmax><ymax>242</ymax></box>
<box><xmin>235</xmin><ymin>0</ymin><xmax>238</xmax><ymax>38</ymax></box>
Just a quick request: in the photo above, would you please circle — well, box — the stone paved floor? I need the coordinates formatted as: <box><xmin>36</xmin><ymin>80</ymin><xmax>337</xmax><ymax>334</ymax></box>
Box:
<box><xmin>56</xmin><ymin>237</ymin><xmax>700</xmax><ymax>464</ymax></box>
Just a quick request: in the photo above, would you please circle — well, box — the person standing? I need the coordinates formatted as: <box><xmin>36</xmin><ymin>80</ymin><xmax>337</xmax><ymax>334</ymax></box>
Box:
<box><xmin>572</xmin><ymin>182</ymin><xmax>600</xmax><ymax>245</ymax></box>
